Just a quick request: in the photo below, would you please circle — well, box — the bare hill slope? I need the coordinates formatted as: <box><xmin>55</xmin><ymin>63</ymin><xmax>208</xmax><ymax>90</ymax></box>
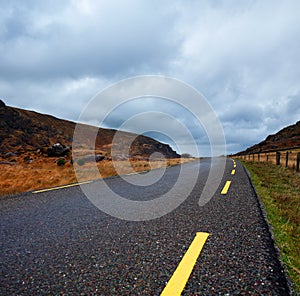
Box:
<box><xmin>236</xmin><ymin>121</ymin><xmax>300</xmax><ymax>155</ymax></box>
<box><xmin>0</xmin><ymin>100</ymin><xmax>179</xmax><ymax>159</ymax></box>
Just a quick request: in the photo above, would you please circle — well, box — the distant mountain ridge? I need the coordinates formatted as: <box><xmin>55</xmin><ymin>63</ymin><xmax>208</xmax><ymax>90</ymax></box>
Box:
<box><xmin>0</xmin><ymin>100</ymin><xmax>180</xmax><ymax>159</ymax></box>
<box><xmin>236</xmin><ymin>121</ymin><xmax>300</xmax><ymax>155</ymax></box>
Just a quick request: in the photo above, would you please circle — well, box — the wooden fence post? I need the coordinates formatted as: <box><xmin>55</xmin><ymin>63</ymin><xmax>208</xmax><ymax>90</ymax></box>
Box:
<box><xmin>276</xmin><ymin>151</ymin><xmax>280</xmax><ymax>165</ymax></box>
<box><xmin>258</xmin><ymin>153</ymin><xmax>260</xmax><ymax>162</ymax></box>
<box><xmin>297</xmin><ymin>152</ymin><xmax>300</xmax><ymax>172</ymax></box>
<box><xmin>266</xmin><ymin>154</ymin><xmax>268</xmax><ymax>162</ymax></box>
<box><xmin>285</xmin><ymin>151</ymin><xmax>289</xmax><ymax>167</ymax></box>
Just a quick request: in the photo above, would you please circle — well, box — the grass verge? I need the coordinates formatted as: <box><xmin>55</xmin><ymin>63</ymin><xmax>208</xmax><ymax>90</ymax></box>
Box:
<box><xmin>240</xmin><ymin>160</ymin><xmax>300</xmax><ymax>293</ymax></box>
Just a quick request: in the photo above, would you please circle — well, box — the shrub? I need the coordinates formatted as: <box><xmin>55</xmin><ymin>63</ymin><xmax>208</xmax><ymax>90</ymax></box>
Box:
<box><xmin>23</xmin><ymin>156</ymin><xmax>31</xmax><ymax>162</ymax></box>
<box><xmin>57</xmin><ymin>158</ymin><xmax>66</xmax><ymax>166</ymax></box>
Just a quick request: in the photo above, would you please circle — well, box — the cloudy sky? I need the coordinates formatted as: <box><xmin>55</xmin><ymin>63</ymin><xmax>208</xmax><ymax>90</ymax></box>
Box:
<box><xmin>1</xmin><ymin>0</ymin><xmax>300</xmax><ymax>155</ymax></box>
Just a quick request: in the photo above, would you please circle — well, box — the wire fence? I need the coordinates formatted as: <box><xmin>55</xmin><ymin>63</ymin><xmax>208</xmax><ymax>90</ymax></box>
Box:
<box><xmin>234</xmin><ymin>147</ymin><xmax>300</xmax><ymax>171</ymax></box>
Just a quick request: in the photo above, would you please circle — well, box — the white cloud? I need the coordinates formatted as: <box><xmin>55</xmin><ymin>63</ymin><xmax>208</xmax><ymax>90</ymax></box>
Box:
<box><xmin>0</xmin><ymin>1</ymin><xmax>180</xmax><ymax>79</ymax></box>
<box><xmin>173</xmin><ymin>0</ymin><xmax>300</xmax><ymax>151</ymax></box>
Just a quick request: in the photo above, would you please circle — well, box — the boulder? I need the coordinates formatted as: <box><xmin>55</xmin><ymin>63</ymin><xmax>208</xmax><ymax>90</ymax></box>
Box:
<box><xmin>47</xmin><ymin>143</ymin><xmax>70</xmax><ymax>157</ymax></box>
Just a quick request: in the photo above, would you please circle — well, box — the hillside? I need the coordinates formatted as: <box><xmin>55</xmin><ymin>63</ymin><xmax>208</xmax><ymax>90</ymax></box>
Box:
<box><xmin>0</xmin><ymin>100</ymin><xmax>179</xmax><ymax>159</ymax></box>
<box><xmin>236</xmin><ymin>121</ymin><xmax>300</xmax><ymax>155</ymax></box>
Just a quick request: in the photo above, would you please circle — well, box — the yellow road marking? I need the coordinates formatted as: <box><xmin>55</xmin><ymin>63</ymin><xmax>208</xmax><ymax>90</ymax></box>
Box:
<box><xmin>231</xmin><ymin>169</ymin><xmax>235</xmax><ymax>175</ymax></box>
<box><xmin>161</xmin><ymin>232</ymin><xmax>210</xmax><ymax>296</ymax></box>
<box><xmin>32</xmin><ymin>180</ymin><xmax>92</xmax><ymax>194</ymax></box>
<box><xmin>221</xmin><ymin>181</ymin><xmax>231</xmax><ymax>194</ymax></box>
<box><xmin>231</xmin><ymin>159</ymin><xmax>236</xmax><ymax>167</ymax></box>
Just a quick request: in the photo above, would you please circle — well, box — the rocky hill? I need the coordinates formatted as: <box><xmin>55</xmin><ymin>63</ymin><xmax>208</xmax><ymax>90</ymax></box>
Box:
<box><xmin>236</xmin><ymin>121</ymin><xmax>300</xmax><ymax>155</ymax></box>
<box><xmin>0</xmin><ymin>100</ymin><xmax>180</xmax><ymax>159</ymax></box>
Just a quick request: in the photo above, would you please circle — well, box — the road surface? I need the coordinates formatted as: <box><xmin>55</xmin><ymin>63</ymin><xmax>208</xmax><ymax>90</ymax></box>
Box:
<box><xmin>0</xmin><ymin>158</ymin><xmax>291</xmax><ymax>295</ymax></box>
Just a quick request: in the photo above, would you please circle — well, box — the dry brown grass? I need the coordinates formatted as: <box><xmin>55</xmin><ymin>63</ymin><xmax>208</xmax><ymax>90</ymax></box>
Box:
<box><xmin>0</xmin><ymin>154</ymin><xmax>194</xmax><ymax>196</ymax></box>
<box><xmin>0</xmin><ymin>158</ymin><xmax>77</xmax><ymax>196</ymax></box>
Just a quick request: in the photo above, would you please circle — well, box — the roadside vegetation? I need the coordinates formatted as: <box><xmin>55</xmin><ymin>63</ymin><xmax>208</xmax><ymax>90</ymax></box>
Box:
<box><xmin>0</xmin><ymin>155</ymin><xmax>194</xmax><ymax>196</ymax></box>
<box><xmin>240</xmin><ymin>160</ymin><xmax>300</xmax><ymax>293</ymax></box>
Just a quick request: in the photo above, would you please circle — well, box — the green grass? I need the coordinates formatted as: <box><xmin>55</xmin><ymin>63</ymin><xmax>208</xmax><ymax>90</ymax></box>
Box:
<box><xmin>240</xmin><ymin>160</ymin><xmax>300</xmax><ymax>294</ymax></box>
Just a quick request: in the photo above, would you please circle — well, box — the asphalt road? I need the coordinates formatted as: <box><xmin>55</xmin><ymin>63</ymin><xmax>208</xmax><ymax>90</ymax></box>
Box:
<box><xmin>0</xmin><ymin>158</ymin><xmax>291</xmax><ymax>295</ymax></box>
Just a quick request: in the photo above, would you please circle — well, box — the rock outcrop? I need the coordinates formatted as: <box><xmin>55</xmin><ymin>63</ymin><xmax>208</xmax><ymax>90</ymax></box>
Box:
<box><xmin>47</xmin><ymin>143</ymin><xmax>70</xmax><ymax>157</ymax></box>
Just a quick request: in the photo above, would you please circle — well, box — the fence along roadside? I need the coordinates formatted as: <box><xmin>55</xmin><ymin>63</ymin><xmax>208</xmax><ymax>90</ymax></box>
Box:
<box><xmin>234</xmin><ymin>147</ymin><xmax>300</xmax><ymax>171</ymax></box>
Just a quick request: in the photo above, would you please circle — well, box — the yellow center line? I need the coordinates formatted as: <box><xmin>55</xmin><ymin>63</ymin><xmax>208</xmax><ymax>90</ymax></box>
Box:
<box><xmin>32</xmin><ymin>180</ymin><xmax>92</xmax><ymax>194</ymax></box>
<box><xmin>221</xmin><ymin>181</ymin><xmax>231</xmax><ymax>194</ymax></box>
<box><xmin>233</xmin><ymin>163</ymin><xmax>236</xmax><ymax>168</ymax></box>
<box><xmin>231</xmin><ymin>169</ymin><xmax>235</xmax><ymax>175</ymax></box>
<box><xmin>161</xmin><ymin>232</ymin><xmax>210</xmax><ymax>296</ymax></box>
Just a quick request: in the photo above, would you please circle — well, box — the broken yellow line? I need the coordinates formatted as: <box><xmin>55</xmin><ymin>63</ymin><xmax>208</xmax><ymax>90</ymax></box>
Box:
<box><xmin>32</xmin><ymin>180</ymin><xmax>92</xmax><ymax>194</ymax></box>
<box><xmin>221</xmin><ymin>181</ymin><xmax>231</xmax><ymax>194</ymax></box>
<box><xmin>161</xmin><ymin>232</ymin><xmax>210</xmax><ymax>296</ymax></box>
<box><xmin>231</xmin><ymin>169</ymin><xmax>235</xmax><ymax>175</ymax></box>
